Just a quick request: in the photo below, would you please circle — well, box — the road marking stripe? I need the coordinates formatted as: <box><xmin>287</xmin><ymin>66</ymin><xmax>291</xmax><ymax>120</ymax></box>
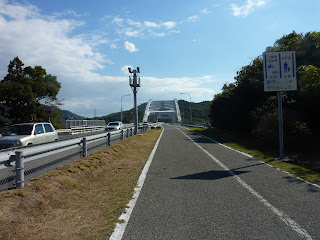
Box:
<box><xmin>175</xmin><ymin>126</ymin><xmax>313</xmax><ymax>240</ymax></box>
<box><xmin>110</xmin><ymin>127</ymin><xmax>164</xmax><ymax>240</ymax></box>
<box><xmin>175</xmin><ymin>124</ymin><xmax>320</xmax><ymax>189</ymax></box>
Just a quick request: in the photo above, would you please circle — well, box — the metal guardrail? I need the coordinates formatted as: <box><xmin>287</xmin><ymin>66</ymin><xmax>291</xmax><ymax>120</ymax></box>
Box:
<box><xmin>70</xmin><ymin>126</ymin><xmax>105</xmax><ymax>134</ymax></box>
<box><xmin>66</xmin><ymin>120</ymin><xmax>105</xmax><ymax>129</ymax></box>
<box><xmin>0</xmin><ymin>126</ymin><xmax>148</xmax><ymax>190</ymax></box>
<box><xmin>56</xmin><ymin>126</ymin><xmax>105</xmax><ymax>135</ymax></box>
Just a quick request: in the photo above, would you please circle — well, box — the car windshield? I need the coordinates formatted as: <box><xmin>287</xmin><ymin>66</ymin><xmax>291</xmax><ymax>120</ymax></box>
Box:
<box><xmin>108</xmin><ymin>123</ymin><xmax>119</xmax><ymax>126</ymax></box>
<box><xmin>4</xmin><ymin>125</ymin><xmax>33</xmax><ymax>136</ymax></box>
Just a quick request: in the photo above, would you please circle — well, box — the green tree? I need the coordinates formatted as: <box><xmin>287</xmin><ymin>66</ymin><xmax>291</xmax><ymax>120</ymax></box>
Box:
<box><xmin>210</xmin><ymin>30</ymin><xmax>320</xmax><ymax>150</ymax></box>
<box><xmin>0</xmin><ymin>57</ymin><xmax>61</xmax><ymax>123</ymax></box>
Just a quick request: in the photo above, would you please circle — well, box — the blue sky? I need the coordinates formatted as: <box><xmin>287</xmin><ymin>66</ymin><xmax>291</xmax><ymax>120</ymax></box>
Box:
<box><xmin>0</xmin><ymin>0</ymin><xmax>319</xmax><ymax>117</ymax></box>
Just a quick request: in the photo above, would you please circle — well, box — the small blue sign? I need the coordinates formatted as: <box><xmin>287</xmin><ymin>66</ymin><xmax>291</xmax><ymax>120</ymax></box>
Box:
<box><xmin>263</xmin><ymin>51</ymin><xmax>297</xmax><ymax>92</ymax></box>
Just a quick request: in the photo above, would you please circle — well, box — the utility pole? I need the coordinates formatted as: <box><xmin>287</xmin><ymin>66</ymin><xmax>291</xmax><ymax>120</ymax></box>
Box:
<box><xmin>128</xmin><ymin>67</ymin><xmax>141</xmax><ymax>134</ymax></box>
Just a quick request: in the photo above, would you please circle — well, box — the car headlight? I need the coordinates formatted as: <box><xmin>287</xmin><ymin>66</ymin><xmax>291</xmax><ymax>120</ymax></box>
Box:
<box><xmin>15</xmin><ymin>140</ymin><xmax>22</xmax><ymax>146</ymax></box>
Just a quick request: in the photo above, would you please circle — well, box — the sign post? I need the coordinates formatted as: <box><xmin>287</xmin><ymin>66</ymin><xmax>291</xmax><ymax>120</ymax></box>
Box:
<box><xmin>263</xmin><ymin>51</ymin><xmax>297</xmax><ymax>159</ymax></box>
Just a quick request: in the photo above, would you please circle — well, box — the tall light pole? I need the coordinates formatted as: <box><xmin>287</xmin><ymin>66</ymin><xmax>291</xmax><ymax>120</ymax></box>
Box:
<box><xmin>129</xmin><ymin>67</ymin><xmax>141</xmax><ymax>134</ymax></box>
<box><xmin>180</xmin><ymin>92</ymin><xmax>192</xmax><ymax>122</ymax></box>
<box><xmin>121</xmin><ymin>94</ymin><xmax>130</xmax><ymax>122</ymax></box>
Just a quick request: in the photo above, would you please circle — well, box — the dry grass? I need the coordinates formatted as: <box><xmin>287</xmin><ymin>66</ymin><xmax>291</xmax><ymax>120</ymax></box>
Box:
<box><xmin>0</xmin><ymin>129</ymin><xmax>162</xmax><ymax>240</ymax></box>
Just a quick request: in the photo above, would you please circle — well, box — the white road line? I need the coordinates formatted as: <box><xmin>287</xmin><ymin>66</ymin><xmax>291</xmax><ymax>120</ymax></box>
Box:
<box><xmin>174</xmin><ymin>126</ymin><xmax>313</xmax><ymax>240</ymax></box>
<box><xmin>110</xmin><ymin>128</ymin><xmax>164</xmax><ymax>240</ymax></box>
<box><xmin>173</xmin><ymin>124</ymin><xmax>254</xmax><ymax>158</ymax></box>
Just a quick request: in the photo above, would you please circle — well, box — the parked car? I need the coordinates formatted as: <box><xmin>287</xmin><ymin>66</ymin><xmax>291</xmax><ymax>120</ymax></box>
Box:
<box><xmin>0</xmin><ymin>122</ymin><xmax>59</xmax><ymax>150</ymax></box>
<box><xmin>105</xmin><ymin>121</ymin><xmax>124</xmax><ymax>131</ymax></box>
<box><xmin>142</xmin><ymin>121</ymin><xmax>149</xmax><ymax>127</ymax></box>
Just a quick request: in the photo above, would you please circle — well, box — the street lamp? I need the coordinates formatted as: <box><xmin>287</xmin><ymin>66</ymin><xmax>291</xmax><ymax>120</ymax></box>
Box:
<box><xmin>180</xmin><ymin>92</ymin><xmax>192</xmax><ymax>122</ymax></box>
<box><xmin>121</xmin><ymin>94</ymin><xmax>130</xmax><ymax>122</ymax></box>
<box><xmin>128</xmin><ymin>67</ymin><xmax>141</xmax><ymax>134</ymax></box>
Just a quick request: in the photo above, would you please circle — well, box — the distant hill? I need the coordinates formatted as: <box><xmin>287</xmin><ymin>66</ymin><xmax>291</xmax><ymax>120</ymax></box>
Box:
<box><xmin>59</xmin><ymin>109</ymin><xmax>86</xmax><ymax>120</ymax></box>
<box><xmin>178</xmin><ymin>100</ymin><xmax>211</xmax><ymax>123</ymax></box>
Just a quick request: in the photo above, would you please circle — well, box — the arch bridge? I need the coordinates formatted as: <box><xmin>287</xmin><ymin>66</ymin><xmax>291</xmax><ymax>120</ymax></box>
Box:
<box><xmin>143</xmin><ymin>100</ymin><xmax>182</xmax><ymax>123</ymax></box>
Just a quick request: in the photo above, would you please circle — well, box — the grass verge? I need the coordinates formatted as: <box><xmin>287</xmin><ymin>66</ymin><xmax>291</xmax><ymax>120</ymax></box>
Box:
<box><xmin>190</xmin><ymin>127</ymin><xmax>320</xmax><ymax>186</ymax></box>
<box><xmin>0</xmin><ymin>129</ymin><xmax>162</xmax><ymax>240</ymax></box>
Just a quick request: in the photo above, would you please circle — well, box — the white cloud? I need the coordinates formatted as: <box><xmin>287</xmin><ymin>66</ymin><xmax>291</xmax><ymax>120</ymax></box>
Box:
<box><xmin>141</xmin><ymin>76</ymin><xmax>216</xmax><ymax>101</ymax></box>
<box><xmin>110</xmin><ymin>43</ymin><xmax>117</xmax><ymax>49</ymax></box>
<box><xmin>53</xmin><ymin>10</ymin><xmax>84</xmax><ymax>18</ymax></box>
<box><xmin>127</xmin><ymin>19</ymin><xmax>142</xmax><ymax>27</ymax></box>
<box><xmin>162</xmin><ymin>21</ymin><xmax>176</xmax><ymax>29</ymax></box>
<box><xmin>231</xmin><ymin>0</ymin><xmax>267</xmax><ymax>17</ymax></box>
<box><xmin>144</xmin><ymin>21</ymin><xmax>160</xmax><ymax>28</ymax></box>
<box><xmin>187</xmin><ymin>15</ymin><xmax>199</xmax><ymax>22</ymax></box>
<box><xmin>124</xmin><ymin>41</ymin><xmax>138</xmax><ymax>52</ymax></box>
<box><xmin>121</xmin><ymin>65</ymin><xmax>132</xmax><ymax>75</ymax></box>
<box><xmin>0</xmin><ymin>1</ymin><xmax>216</xmax><ymax>117</ymax></box>
<box><xmin>112</xmin><ymin>18</ymin><xmax>179</xmax><ymax>39</ymax></box>
<box><xmin>201</xmin><ymin>8</ymin><xmax>210</xmax><ymax>15</ymax></box>
<box><xmin>125</xmin><ymin>30</ymin><xmax>140</xmax><ymax>37</ymax></box>
<box><xmin>151</xmin><ymin>32</ymin><xmax>166</xmax><ymax>37</ymax></box>
<box><xmin>112</xmin><ymin>16</ymin><xmax>124</xmax><ymax>25</ymax></box>
<box><xmin>0</xmin><ymin>2</ymin><xmax>106</xmax><ymax>84</ymax></box>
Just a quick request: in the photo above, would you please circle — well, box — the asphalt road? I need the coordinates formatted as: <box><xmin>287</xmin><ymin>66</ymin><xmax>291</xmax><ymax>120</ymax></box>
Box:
<box><xmin>121</xmin><ymin>124</ymin><xmax>320</xmax><ymax>240</ymax></box>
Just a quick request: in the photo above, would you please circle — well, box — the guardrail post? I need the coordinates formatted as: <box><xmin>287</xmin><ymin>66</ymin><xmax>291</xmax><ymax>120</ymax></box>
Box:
<box><xmin>107</xmin><ymin>133</ymin><xmax>111</xmax><ymax>146</ymax></box>
<box><xmin>82</xmin><ymin>137</ymin><xmax>87</xmax><ymax>157</ymax></box>
<box><xmin>15</xmin><ymin>151</ymin><xmax>24</xmax><ymax>188</ymax></box>
<box><xmin>130</xmin><ymin>128</ymin><xmax>133</xmax><ymax>136</ymax></box>
<box><xmin>121</xmin><ymin>130</ymin><xmax>124</xmax><ymax>140</ymax></box>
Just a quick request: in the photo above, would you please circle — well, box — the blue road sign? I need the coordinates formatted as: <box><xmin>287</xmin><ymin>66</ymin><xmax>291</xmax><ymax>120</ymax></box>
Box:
<box><xmin>263</xmin><ymin>51</ymin><xmax>297</xmax><ymax>92</ymax></box>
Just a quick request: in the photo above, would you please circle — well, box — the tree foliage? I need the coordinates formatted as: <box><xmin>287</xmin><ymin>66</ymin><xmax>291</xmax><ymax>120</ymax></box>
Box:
<box><xmin>0</xmin><ymin>57</ymin><xmax>61</xmax><ymax>124</ymax></box>
<box><xmin>210</xmin><ymin>31</ymin><xmax>320</xmax><ymax>150</ymax></box>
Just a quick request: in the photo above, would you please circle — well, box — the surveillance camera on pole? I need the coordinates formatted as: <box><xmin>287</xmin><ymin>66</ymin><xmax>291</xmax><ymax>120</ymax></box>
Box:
<box><xmin>128</xmin><ymin>67</ymin><xmax>141</xmax><ymax>134</ymax></box>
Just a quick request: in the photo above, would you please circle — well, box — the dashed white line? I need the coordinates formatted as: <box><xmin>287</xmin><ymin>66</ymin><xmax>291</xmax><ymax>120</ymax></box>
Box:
<box><xmin>175</xmin><ymin>126</ymin><xmax>313</xmax><ymax>240</ymax></box>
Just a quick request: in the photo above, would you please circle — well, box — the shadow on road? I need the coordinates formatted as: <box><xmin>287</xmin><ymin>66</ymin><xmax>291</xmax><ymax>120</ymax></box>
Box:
<box><xmin>282</xmin><ymin>176</ymin><xmax>319</xmax><ymax>193</ymax></box>
<box><xmin>170</xmin><ymin>170</ymin><xmax>249</xmax><ymax>181</ymax></box>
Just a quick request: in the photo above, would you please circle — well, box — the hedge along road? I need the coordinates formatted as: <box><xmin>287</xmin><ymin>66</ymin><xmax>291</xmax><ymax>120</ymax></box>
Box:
<box><xmin>117</xmin><ymin>123</ymin><xmax>319</xmax><ymax>240</ymax></box>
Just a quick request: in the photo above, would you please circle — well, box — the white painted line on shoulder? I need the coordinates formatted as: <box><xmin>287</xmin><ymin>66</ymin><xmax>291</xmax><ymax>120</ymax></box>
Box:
<box><xmin>110</xmin><ymin>127</ymin><xmax>164</xmax><ymax>240</ymax></box>
<box><xmin>175</xmin><ymin>127</ymin><xmax>313</xmax><ymax>240</ymax></box>
<box><xmin>174</xmin><ymin>124</ymin><xmax>320</xmax><ymax>189</ymax></box>
<box><xmin>173</xmin><ymin>124</ymin><xmax>253</xmax><ymax>158</ymax></box>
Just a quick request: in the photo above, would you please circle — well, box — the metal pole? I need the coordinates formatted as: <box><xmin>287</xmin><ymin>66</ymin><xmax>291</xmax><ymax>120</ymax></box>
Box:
<box><xmin>82</xmin><ymin>137</ymin><xmax>87</xmax><ymax>157</ymax></box>
<box><xmin>15</xmin><ymin>151</ymin><xmax>24</xmax><ymax>188</ymax></box>
<box><xmin>129</xmin><ymin>67</ymin><xmax>140</xmax><ymax>135</ymax></box>
<box><xmin>277</xmin><ymin>91</ymin><xmax>284</xmax><ymax>159</ymax></box>
<box><xmin>133</xmin><ymin>75</ymin><xmax>138</xmax><ymax>135</ymax></box>
<box><xmin>107</xmin><ymin>133</ymin><xmax>111</xmax><ymax>146</ymax></box>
